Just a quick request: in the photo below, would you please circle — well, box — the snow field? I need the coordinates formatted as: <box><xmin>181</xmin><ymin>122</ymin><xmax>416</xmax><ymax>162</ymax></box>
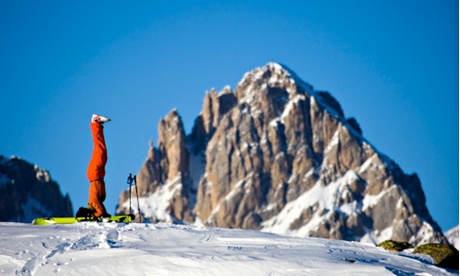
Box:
<box><xmin>0</xmin><ymin>222</ymin><xmax>457</xmax><ymax>276</ymax></box>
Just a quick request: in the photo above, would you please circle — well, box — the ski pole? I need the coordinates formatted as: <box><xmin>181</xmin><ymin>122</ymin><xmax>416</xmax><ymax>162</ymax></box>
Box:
<box><xmin>127</xmin><ymin>173</ymin><xmax>133</xmax><ymax>215</ymax></box>
<box><xmin>133</xmin><ymin>175</ymin><xmax>142</xmax><ymax>222</ymax></box>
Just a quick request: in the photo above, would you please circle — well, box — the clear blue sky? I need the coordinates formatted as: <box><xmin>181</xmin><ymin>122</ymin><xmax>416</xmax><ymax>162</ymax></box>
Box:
<box><xmin>1</xmin><ymin>1</ymin><xmax>458</xmax><ymax>231</ymax></box>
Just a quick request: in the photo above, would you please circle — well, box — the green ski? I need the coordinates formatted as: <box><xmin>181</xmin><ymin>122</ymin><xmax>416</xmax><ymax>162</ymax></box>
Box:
<box><xmin>32</xmin><ymin>214</ymin><xmax>135</xmax><ymax>226</ymax></box>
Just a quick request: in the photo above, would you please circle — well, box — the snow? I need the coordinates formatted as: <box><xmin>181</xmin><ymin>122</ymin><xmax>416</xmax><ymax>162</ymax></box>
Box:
<box><xmin>237</xmin><ymin>62</ymin><xmax>314</xmax><ymax>109</ymax></box>
<box><xmin>324</xmin><ymin>128</ymin><xmax>340</xmax><ymax>153</ymax></box>
<box><xmin>121</xmin><ymin>177</ymin><xmax>182</xmax><ymax>222</ymax></box>
<box><xmin>267</xmin><ymin>62</ymin><xmax>314</xmax><ymax>95</ymax></box>
<box><xmin>0</xmin><ymin>222</ymin><xmax>456</xmax><ymax>275</ymax></box>
<box><xmin>262</xmin><ymin>171</ymin><xmax>362</xmax><ymax>236</ymax></box>
<box><xmin>280</xmin><ymin>94</ymin><xmax>306</xmax><ymax>123</ymax></box>
<box><xmin>34</xmin><ymin>166</ymin><xmax>50</xmax><ymax>183</ymax></box>
<box><xmin>189</xmin><ymin>152</ymin><xmax>205</xmax><ymax>193</ymax></box>
<box><xmin>445</xmin><ymin>225</ymin><xmax>459</xmax><ymax>250</ymax></box>
<box><xmin>359</xmin><ymin>226</ymin><xmax>394</xmax><ymax>245</ymax></box>
<box><xmin>359</xmin><ymin>153</ymin><xmax>380</xmax><ymax>174</ymax></box>
<box><xmin>362</xmin><ymin>185</ymin><xmax>398</xmax><ymax>211</ymax></box>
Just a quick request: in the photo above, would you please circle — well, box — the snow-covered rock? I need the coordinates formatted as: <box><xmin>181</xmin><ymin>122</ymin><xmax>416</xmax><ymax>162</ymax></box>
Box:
<box><xmin>0</xmin><ymin>155</ymin><xmax>73</xmax><ymax>222</ymax></box>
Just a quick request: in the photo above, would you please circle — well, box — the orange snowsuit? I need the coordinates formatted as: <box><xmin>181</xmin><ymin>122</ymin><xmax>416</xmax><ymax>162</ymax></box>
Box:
<box><xmin>87</xmin><ymin>122</ymin><xmax>108</xmax><ymax>217</ymax></box>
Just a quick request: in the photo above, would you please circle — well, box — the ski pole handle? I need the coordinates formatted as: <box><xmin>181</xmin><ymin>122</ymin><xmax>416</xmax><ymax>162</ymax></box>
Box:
<box><xmin>127</xmin><ymin>173</ymin><xmax>134</xmax><ymax>185</ymax></box>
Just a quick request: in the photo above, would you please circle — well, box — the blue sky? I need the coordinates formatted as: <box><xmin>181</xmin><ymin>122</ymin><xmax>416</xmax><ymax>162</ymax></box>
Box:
<box><xmin>1</xmin><ymin>1</ymin><xmax>458</xmax><ymax>231</ymax></box>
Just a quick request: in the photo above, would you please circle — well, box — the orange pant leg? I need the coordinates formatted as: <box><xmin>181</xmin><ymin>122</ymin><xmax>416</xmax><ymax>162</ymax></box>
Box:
<box><xmin>88</xmin><ymin>179</ymin><xmax>107</xmax><ymax>217</ymax></box>
<box><xmin>87</xmin><ymin>122</ymin><xmax>107</xmax><ymax>181</ymax></box>
<box><xmin>87</xmin><ymin>122</ymin><xmax>108</xmax><ymax>217</ymax></box>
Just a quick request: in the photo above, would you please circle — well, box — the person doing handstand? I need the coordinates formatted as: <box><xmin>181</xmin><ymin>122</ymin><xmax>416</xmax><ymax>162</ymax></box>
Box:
<box><xmin>87</xmin><ymin>114</ymin><xmax>111</xmax><ymax>218</ymax></box>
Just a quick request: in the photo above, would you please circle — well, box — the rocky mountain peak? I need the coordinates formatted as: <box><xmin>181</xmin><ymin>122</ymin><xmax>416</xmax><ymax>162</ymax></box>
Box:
<box><xmin>237</xmin><ymin>62</ymin><xmax>313</xmax><ymax>98</ymax></box>
<box><xmin>0</xmin><ymin>155</ymin><xmax>73</xmax><ymax>222</ymax></box>
<box><xmin>235</xmin><ymin>63</ymin><xmax>311</xmax><ymax>119</ymax></box>
<box><xmin>118</xmin><ymin>63</ymin><xmax>447</xmax><ymax>246</ymax></box>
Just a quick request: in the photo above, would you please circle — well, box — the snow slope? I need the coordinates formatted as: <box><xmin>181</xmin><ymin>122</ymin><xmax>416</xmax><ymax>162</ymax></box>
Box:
<box><xmin>446</xmin><ymin>225</ymin><xmax>459</xmax><ymax>250</ymax></box>
<box><xmin>0</xmin><ymin>222</ymin><xmax>456</xmax><ymax>276</ymax></box>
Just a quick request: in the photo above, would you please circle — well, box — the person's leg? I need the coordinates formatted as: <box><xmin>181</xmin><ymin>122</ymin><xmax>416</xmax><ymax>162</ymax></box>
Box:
<box><xmin>87</xmin><ymin>122</ymin><xmax>107</xmax><ymax>182</ymax></box>
<box><xmin>88</xmin><ymin>179</ymin><xmax>108</xmax><ymax>217</ymax></box>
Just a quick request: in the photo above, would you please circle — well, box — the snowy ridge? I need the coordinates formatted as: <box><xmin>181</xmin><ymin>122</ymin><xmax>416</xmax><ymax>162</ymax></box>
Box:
<box><xmin>1</xmin><ymin>222</ymin><xmax>456</xmax><ymax>275</ymax></box>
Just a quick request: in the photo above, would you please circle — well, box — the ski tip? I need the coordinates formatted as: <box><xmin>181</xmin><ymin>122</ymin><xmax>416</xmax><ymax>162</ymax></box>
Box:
<box><xmin>32</xmin><ymin>218</ymin><xmax>55</xmax><ymax>226</ymax></box>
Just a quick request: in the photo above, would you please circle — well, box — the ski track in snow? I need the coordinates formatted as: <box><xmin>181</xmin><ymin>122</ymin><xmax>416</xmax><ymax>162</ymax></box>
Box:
<box><xmin>0</xmin><ymin>222</ymin><xmax>457</xmax><ymax>276</ymax></box>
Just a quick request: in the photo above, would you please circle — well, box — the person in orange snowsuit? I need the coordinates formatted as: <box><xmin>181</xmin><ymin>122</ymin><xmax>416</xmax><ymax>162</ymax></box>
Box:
<box><xmin>87</xmin><ymin>114</ymin><xmax>111</xmax><ymax>218</ymax></box>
